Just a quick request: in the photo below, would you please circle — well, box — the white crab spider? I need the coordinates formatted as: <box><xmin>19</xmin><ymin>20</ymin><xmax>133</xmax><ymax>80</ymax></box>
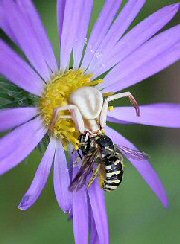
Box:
<box><xmin>50</xmin><ymin>87</ymin><xmax>140</xmax><ymax>134</ymax></box>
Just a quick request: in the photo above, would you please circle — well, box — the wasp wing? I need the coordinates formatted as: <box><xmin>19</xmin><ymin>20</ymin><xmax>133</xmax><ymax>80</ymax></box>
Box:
<box><xmin>69</xmin><ymin>151</ymin><xmax>98</xmax><ymax>192</ymax></box>
<box><xmin>115</xmin><ymin>145</ymin><xmax>149</xmax><ymax>160</ymax></box>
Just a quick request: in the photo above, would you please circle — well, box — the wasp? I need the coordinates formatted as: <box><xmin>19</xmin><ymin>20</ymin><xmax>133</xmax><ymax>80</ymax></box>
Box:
<box><xmin>69</xmin><ymin>132</ymin><xmax>148</xmax><ymax>192</ymax></box>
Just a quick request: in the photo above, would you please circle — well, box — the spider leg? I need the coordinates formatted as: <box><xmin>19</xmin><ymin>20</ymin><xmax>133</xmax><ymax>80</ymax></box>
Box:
<box><xmin>100</xmin><ymin>92</ymin><xmax>140</xmax><ymax>129</ymax></box>
<box><xmin>49</xmin><ymin>105</ymin><xmax>86</xmax><ymax>133</ymax></box>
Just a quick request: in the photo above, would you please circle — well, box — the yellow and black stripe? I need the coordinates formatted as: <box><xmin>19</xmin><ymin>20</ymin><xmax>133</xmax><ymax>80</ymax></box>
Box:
<box><xmin>103</xmin><ymin>156</ymin><xmax>123</xmax><ymax>191</ymax></box>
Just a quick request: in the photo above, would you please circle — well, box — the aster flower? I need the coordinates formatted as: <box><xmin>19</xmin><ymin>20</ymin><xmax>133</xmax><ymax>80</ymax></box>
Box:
<box><xmin>0</xmin><ymin>0</ymin><xmax>180</xmax><ymax>243</ymax></box>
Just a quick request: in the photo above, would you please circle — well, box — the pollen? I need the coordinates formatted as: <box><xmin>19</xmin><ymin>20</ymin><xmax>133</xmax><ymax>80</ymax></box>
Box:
<box><xmin>103</xmin><ymin>92</ymin><xmax>114</xmax><ymax>97</ymax></box>
<box><xmin>40</xmin><ymin>69</ymin><xmax>103</xmax><ymax>150</ymax></box>
<box><xmin>108</xmin><ymin>106</ymin><xmax>114</xmax><ymax>111</ymax></box>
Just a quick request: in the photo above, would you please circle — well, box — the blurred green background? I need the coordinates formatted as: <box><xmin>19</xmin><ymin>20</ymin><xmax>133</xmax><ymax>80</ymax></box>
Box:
<box><xmin>0</xmin><ymin>0</ymin><xmax>180</xmax><ymax>243</ymax></box>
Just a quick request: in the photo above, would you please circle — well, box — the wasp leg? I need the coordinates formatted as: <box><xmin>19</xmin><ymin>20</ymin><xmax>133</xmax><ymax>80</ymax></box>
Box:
<box><xmin>77</xmin><ymin>150</ymin><xmax>82</xmax><ymax>160</ymax></box>
<box><xmin>72</xmin><ymin>156</ymin><xmax>82</xmax><ymax>167</ymax></box>
<box><xmin>71</xmin><ymin>149</ymin><xmax>82</xmax><ymax>167</ymax></box>
<box><xmin>72</xmin><ymin>149</ymin><xmax>82</xmax><ymax>160</ymax></box>
<box><xmin>99</xmin><ymin>164</ymin><xmax>106</xmax><ymax>189</ymax></box>
<box><xmin>87</xmin><ymin>164</ymin><xmax>101</xmax><ymax>188</ymax></box>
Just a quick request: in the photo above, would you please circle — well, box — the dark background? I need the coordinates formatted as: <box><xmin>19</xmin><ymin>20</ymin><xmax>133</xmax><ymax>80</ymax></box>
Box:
<box><xmin>0</xmin><ymin>0</ymin><xmax>180</xmax><ymax>243</ymax></box>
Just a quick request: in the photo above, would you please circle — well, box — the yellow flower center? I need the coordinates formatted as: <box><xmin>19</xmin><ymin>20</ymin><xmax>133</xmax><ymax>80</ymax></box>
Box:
<box><xmin>40</xmin><ymin>69</ymin><xmax>103</xmax><ymax>150</ymax></box>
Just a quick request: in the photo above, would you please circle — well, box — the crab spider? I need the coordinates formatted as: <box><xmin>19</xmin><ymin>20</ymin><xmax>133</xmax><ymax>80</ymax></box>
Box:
<box><xmin>50</xmin><ymin>87</ymin><xmax>140</xmax><ymax>134</ymax></box>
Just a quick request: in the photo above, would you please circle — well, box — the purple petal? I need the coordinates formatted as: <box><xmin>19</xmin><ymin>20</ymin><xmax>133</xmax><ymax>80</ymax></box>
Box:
<box><xmin>60</xmin><ymin>0</ymin><xmax>85</xmax><ymax>71</ymax></box>
<box><xmin>0</xmin><ymin>117</ymin><xmax>47</xmax><ymax>175</ymax></box>
<box><xmin>54</xmin><ymin>141</ymin><xmax>72</xmax><ymax>213</ymax></box>
<box><xmin>0</xmin><ymin>7</ymin><xmax>17</xmax><ymax>42</ymax></box>
<box><xmin>89</xmin><ymin>199</ymin><xmax>99</xmax><ymax>244</ymax></box>
<box><xmin>0</xmin><ymin>0</ymin><xmax>51</xmax><ymax>80</ymax></box>
<box><xmin>105</xmin><ymin>44</ymin><xmax>180</xmax><ymax>93</ymax></box>
<box><xmin>106</xmin><ymin>126</ymin><xmax>169</xmax><ymax>207</ymax></box>
<box><xmin>16</xmin><ymin>0</ymin><xmax>58</xmax><ymax>73</ymax></box>
<box><xmin>73</xmin><ymin>188</ymin><xmax>89</xmax><ymax>244</ymax></box>
<box><xmin>102</xmin><ymin>24</ymin><xmax>180</xmax><ymax>92</ymax></box>
<box><xmin>95</xmin><ymin>3</ymin><xmax>180</xmax><ymax>78</ymax></box>
<box><xmin>73</xmin><ymin>0</ymin><xmax>93</xmax><ymax>68</ymax></box>
<box><xmin>57</xmin><ymin>0</ymin><xmax>67</xmax><ymax>36</ymax></box>
<box><xmin>88</xmin><ymin>180</ymin><xmax>110</xmax><ymax>244</ymax></box>
<box><xmin>70</xmin><ymin>152</ymin><xmax>89</xmax><ymax>243</ymax></box>
<box><xmin>0</xmin><ymin>107</ymin><xmax>38</xmax><ymax>132</ymax></box>
<box><xmin>18</xmin><ymin>139</ymin><xmax>56</xmax><ymax>210</ymax></box>
<box><xmin>108</xmin><ymin>103</ymin><xmax>180</xmax><ymax>128</ymax></box>
<box><xmin>90</xmin><ymin>211</ymin><xmax>99</xmax><ymax>244</ymax></box>
<box><xmin>81</xmin><ymin>0</ymin><xmax>122</xmax><ymax>70</ymax></box>
<box><xmin>0</xmin><ymin>40</ymin><xmax>44</xmax><ymax>96</ymax></box>
<box><xmin>88</xmin><ymin>0</ymin><xmax>145</xmax><ymax>74</ymax></box>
